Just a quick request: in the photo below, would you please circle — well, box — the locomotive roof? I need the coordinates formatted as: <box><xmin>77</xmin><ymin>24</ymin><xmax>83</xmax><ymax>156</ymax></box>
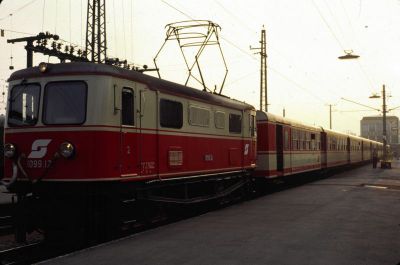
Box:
<box><xmin>8</xmin><ymin>62</ymin><xmax>254</xmax><ymax>111</ymax></box>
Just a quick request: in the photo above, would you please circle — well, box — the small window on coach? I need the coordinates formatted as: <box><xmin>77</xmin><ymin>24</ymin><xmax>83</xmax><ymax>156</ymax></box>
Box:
<box><xmin>43</xmin><ymin>81</ymin><xmax>87</xmax><ymax>125</ymax></box>
<box><xmin>284</xmin><ymin>130</ymin><xmax>289</xmax><ymax>150</ymax></box>
<box><xmin>160</xmin><ymin>99</ymin><xmax>183</xmax><ymax>129</ymax></box>
<box><xmin>8</xmin><ymin>83</ymin><xmax>40</xmax><ymax>126</ymax></box>
<box><xmin>122</xmin><ymin>88</ymin><xmax>134</xmax><ymax>126</ymax></box>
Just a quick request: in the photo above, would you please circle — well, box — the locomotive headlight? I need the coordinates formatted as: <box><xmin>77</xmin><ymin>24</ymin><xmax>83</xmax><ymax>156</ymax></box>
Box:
<box><xmin>59</xmin><ymin>142</ymin><xmax>75</xmax><ymax>158</ymax></box>
<box><xmin>38</xmin><ymin>62</ymin><xmax>48</xmax><ymax>73</ymax></box>
<box><xmin>4</xmin><ymin>143</ymin><xmax>16</xmax><ymax>159</ymax></box>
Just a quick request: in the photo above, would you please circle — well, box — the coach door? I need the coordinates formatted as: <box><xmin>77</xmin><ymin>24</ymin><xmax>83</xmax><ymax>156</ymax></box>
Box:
<box><xmin>276</xmin><ymin>125</ymin><xmax>284</xmax><ymax>173</ymax></box>
<box><xmin>120</xmin><ymin>87</ymin><xmax>140</xmax><ymax>177</ymax></box>
<box><xmin>361</xmin><ymin>141</ymin><xmax>364</xmax><ymax>160</ymax></box>
<box><xmin>283</xmin><ymin>127</ymin><xmax>291</xmax><ymax>174</ymax></box>
<box><xmin>321</xmin><ymin>132</ymin><xmax>327</xmax><ymax>168</ymax></box>
<box><xmin>346</xmin><ymin>138</ymin><xmax>351</xmax><ymax>163</ymax></box>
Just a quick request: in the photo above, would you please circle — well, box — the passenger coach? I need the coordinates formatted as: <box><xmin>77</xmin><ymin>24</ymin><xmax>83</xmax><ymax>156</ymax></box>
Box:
<box><xmin>255</xmin><ymin>111</ymin><xmax>383</xmax><ymax>179</ymax></box>
<box><xmin>255</xmin><ymin>111</ymin><xmax>322</xmax><ymax>178</ymax></box>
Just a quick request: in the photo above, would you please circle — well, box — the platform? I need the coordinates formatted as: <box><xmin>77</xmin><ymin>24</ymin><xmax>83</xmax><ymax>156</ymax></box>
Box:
<box><xmin>40</xmin><ymin>162</ymin><xmax>400</xmax><ymax>265</ymax></box>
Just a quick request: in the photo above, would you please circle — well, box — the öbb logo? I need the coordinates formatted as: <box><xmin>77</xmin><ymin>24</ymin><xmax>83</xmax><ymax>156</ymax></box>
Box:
<box><xmin>28</xmin><ymin>139</ymin><xmax>52</xmax><ymax>159</ymax></box>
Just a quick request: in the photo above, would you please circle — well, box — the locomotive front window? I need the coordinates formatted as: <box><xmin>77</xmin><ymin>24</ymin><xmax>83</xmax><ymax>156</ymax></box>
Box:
<box><xmin>43</xmin><ymin>81</ymin><xmax>87</xmax><ymax>125</ymax></box>
<box><xmin>8</xmin><ymin>83</ymin><xmax>40</xmax><ymax>126</ymax></box>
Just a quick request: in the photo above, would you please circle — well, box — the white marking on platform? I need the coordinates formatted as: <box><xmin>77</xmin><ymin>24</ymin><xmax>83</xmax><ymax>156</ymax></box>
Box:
<box><xmin>364</xmin><ymin>185</ymin><xmax>388</xmax><ymax>189</ymax></box>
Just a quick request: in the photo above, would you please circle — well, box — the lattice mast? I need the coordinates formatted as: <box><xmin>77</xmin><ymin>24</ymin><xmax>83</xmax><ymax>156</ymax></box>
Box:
<box><xmin>260</xmin><ymin>28</ymin><xmax>267</xmax><ymax>112</ymax></box>
<box><xmin>251</xmin><ymin>27</ymin><xmax>268</xmax><ymax>111</ymax></box>
<box><xmin>85</xmin><ymin>0</ymin><xmax>107</xmax><ymax>63</ymax></box>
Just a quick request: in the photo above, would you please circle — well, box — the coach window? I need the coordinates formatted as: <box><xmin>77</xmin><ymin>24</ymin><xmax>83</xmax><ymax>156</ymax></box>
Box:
<box><xmin>43</xmin><ymin>81</ymin><xmax>87</xmax><ymax>125</ymax></box>
<box><xmin>122</xmin><ymin>88</ymin><xmax>134</xmax><ymax>126</ymax></box>
<box><xmin>292</xmin><ymin>130</ymin><xmax>297</xmax><ymax>150</ymax></box>
<box><xmin>229</xmin><ymin>113</ymin><xmax>242</xmax><ymax>134</ymax></box>
<box><xmin>284</xmin><ymin>130</ymin><xmax>289</xmax><ymax>150</ymax></box>
<box><xmin>160</xmin><ymin>99</ymin><xmax>183</xmax><ymax>129</ymax></box>
<box><xmin>311</xmin><ymin>133</ymin><xmax>316</xmax><ymax>150</ymax></box>
<box><xmin>8</xmin><ymin>83</ymin><xmax>40</xmax><ymax>126</ymax></box>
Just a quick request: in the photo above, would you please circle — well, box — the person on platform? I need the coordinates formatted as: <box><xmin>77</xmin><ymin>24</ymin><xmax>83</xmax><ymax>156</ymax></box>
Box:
<box><xmin>372</xmin><ymin>149</ymin><xmax>378</xmax><ymax>168</ymax></box>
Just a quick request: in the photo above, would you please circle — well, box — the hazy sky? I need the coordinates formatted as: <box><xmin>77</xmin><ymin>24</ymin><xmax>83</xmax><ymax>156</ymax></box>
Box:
<box><xmin>1</xmin><ymin>0</ymin><xmax>400</xmax><ymax>135</ymax></box>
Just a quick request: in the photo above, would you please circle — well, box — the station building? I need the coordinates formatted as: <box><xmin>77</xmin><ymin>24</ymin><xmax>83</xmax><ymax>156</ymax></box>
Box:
<box><xmin>360</xmin><ymin>115</ymin><xmax>399</xmax><ymax>157</ymax></box>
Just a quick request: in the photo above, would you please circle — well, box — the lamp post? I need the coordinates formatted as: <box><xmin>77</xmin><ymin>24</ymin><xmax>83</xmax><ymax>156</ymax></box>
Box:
<box><xmin>369</xmin><ymin>84</ymin><xmax>389</xmax><ymax>167</ymax></box>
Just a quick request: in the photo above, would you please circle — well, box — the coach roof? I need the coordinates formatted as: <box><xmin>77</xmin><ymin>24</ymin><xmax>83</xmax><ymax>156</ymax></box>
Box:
<box><xmin>8</xmin><ymin>62</ymin><xmax>254</xmax><ymax>111</ymax></box>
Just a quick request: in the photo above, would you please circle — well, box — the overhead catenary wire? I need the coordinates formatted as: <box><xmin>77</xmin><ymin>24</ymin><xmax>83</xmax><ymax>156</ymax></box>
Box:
<box><xmin>80</xmin><ymin>0</ymin><xmax>83</xmax><ymax>47</ymax></box>
<box><xmin>122</xmin><ymin>0</ymin><xmax>127</xmax><ymax>59</ymax></box>
<box><xmin>215</xmin><ymin>0</ymin><xmax>344</xmax><ymax>102</ymax></box>
<box><xmin>41</xmin><ymin>0</ymin><xmax>46</xmax><ymax>32</ymax></box>
<box><xmin>54</xmin><ymin>0</ymin><xmax>58</xmax><ymax>34</ymax></box>
<box><xmin>0</xmin><ymin>0</ymin><xmax>41</xmax><ymax>21</ymax></box>
<box><xmin>311</xmin><ymin>0</ymin><xmax>345</xmax><ymax>50</ymax></box>
<box><xmin>214</xmin><ymin>0</ymin><xmax>257</xmax><ymax>36</ymax></box>
<box><xmin>339</xmin><ymin>0</ymin><xmax>375</xmax><ymax>91</ymax></box>
<box><xmin>312</xmin><ymin>0</ymin><xmax>376</xmax><ymax>94</ymax></box>
<box><xmin>322</xmin><ymin>0</ymin><xmax>348</xmax><ymax>47</ymax></box>
<box><xmin>130</xmin><ymin>0</ymin><xmax>134</xmax><ymax>60</ymax></box>
<box><xmin>112</xmin><ymin>0</ymin><xmax>118</xmax><ymax>58</ymax></box>
<box><xmin>69</xmin><ymin>0</ymin><xmax>72</xmax><ymax>43</ymax></box>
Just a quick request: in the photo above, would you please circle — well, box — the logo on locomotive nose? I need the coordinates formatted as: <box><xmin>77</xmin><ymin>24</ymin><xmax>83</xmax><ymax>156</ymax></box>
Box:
<box><xmin>28</xmin><ymin>139</ymin><xmax>52</xmax><ymax>159</ymax></box>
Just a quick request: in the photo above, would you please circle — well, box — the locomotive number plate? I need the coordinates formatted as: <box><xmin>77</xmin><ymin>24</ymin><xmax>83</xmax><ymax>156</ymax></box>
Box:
<box><xmin>26</xmin><ymin>159</ymin><xmax>52</xmax><ymax>169</ymax></box>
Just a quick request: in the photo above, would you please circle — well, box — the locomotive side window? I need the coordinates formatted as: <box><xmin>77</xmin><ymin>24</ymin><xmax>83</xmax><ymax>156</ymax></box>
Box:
<box><xmin>8</xmin><ymin>84</ymin><xmax>40</xmax><ymax>126</ymax></box>
<box><xmin>250</xmin><ymin>114</ymin><xmax>256</xmax><ymax>136</ymax></box>
<box><xmin>229</xmin><ymin>114</ymin><xmax>242</xmax><ymax>134</ymax></box>
<box><xmin>215</xmin><ymin>111</ymin><xmax>225</xmax><ymax>129</ymax></box>
<box><xmin>122</xmin><ymin>88</ymin><xmax>134</xmax><ymax>126</ymax></box>
<box><xmin>189</xmin><ymin>106</ymin><xmax>210</xmax><ymax>127</ymax></box>
<box><xmin>43</xmin><ymin>81</ymin><xmax>87</xmax><ymax>125</ymax></box>
<box><xmin>160</xmin><ymin>99</ymin><xmax>183</xmax><ymax>129</ymax></box>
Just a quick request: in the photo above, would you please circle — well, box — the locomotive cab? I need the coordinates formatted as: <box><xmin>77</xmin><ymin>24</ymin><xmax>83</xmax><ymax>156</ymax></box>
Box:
<box><xmin>4</xmin><ymin>67</ymin><xmax>122</xmax><ymax>187</ymax></box>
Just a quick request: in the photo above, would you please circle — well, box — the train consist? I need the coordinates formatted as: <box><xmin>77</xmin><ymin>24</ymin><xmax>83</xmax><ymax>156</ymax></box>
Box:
<box><xmin>2</xmin><ymin>62</ymin><xmax>382</xmax><ymax>243</ymax></box>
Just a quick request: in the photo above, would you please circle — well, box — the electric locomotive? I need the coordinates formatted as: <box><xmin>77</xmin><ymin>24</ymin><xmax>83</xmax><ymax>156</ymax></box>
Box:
<box><xmin>2</xmin><ymin>62</ymin><xmax>257</xmax><ymax>242</ymax></box>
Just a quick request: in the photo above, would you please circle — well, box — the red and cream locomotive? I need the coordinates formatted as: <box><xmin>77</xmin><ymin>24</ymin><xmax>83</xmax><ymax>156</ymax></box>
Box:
<box><xmin>2</xmin><ymin>62</ymin><xmax>257</xmax><ymax>242</ymax></box>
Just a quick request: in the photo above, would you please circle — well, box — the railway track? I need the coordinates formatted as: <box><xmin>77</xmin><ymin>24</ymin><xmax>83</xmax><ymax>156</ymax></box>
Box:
<box><xmin>0</xmin><ymin>204</ymin><xmax>14</xmax><ymax>237</ymax></box>
<box><xmin>0</xmin><ymin>241</ymin><xmax>76</xmax><ymax>265</ymax></box>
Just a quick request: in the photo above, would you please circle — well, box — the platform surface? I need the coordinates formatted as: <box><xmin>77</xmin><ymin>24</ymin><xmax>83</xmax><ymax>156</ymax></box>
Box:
<box><xmin>41</xmin><ymin>162</ymin><xmax>400</xmax><ymax>265</ymax></box>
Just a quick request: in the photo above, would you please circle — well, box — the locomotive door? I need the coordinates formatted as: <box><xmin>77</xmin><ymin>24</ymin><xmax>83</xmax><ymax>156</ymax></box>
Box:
<box><xmin>120</xmin><ymin>86</ymin><xmax>140</xmax><ymax>177</ymax></box>
<box><xmin>276</xmin><ymin>125</ymin><xmax>284</xmax><ymax>173</ymax></box>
